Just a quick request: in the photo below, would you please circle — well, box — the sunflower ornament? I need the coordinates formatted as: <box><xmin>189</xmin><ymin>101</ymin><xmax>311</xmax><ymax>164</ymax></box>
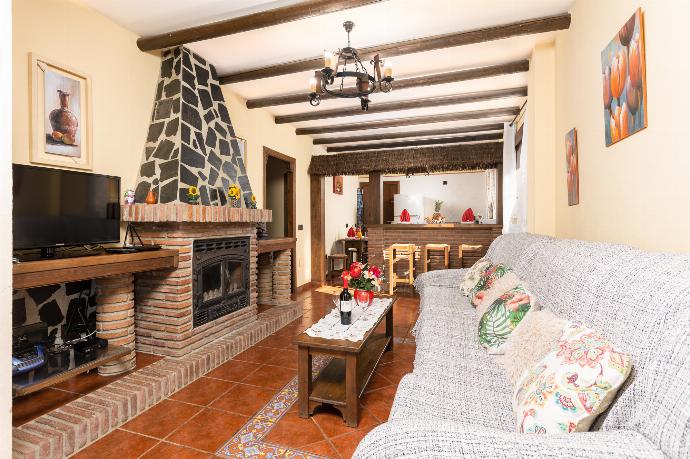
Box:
<box><xmin>187</xmin><ymin>186</ymin><xmax>200</xmax><ymax>205</ymax></box>
<box><xmin>228</xmin><ymin>184</ymin><xmax>241</xmax><ymax>208</ymax></box>
<box><xmin>249</xmin><ymin>194</ymin><xmax>257</xmax><ymax>209</ymax></box>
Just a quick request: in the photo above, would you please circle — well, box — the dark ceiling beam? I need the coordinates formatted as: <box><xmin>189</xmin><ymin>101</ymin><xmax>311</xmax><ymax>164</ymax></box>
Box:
<box><xmin>326</xmin><ymin>132</ymin><xmax>503</xmax><ymax>152</ymax></box>
<box><xmin>295</xmin><ymin>106</ymin><xmax>519</xmax><ymax>135</ymax></box>
<box><xmin>137</xmin><ymin>0</ymin><xmax>384</xmax><ymax>52</ymax></box>
<box><xmin>220</xmin><ymin>13</ymin><xmax>570</xmax><ymax>84</ymax></box>
<box><xmin>246</xmin><ymin>60</ymin><xmax>529</xmax><ymax>108</ymax></box>
<box><xmin>275</xmin><ymin>86</ymin><xmax>526</xmax><ymax>124</ymax></box>
<box><xmin>313</xmin><ymin>122</ymin><xmax>505</xmax><ymax>145</ymax></box>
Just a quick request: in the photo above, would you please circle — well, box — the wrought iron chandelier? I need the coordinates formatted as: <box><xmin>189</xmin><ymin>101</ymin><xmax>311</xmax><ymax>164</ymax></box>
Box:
<box><xmin>308</xmin><ymin>21</ymin><xmax>394</xmax><ymax>111</ymax></box>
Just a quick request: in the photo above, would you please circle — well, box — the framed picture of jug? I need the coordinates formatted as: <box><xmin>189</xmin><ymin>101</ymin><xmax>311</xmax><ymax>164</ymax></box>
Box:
<box><xmin>30</xmin><ymin>54</ymin><xmax>92</xmax><ymax>170</ymax></box>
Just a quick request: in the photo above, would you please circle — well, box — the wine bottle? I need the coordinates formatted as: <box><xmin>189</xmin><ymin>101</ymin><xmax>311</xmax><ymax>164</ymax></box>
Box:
<box><xmin>339</xmin><ymin>276</ymin><xmax>352</xmax><ymax>325</ymax></box>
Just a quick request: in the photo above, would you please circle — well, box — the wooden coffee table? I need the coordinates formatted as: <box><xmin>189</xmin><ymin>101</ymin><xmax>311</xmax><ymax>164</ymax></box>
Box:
<box><xmin>294</xmin><ymin>298</ymin><xmax>395</xmax><ymax>427</ymax></box>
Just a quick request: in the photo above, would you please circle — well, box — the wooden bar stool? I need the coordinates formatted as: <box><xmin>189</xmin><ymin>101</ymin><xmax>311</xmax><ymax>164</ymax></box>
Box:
<box><xmin>328</xmin><ymin>254</ymin><xmax>348</xmax><ymax>280</ymax></box>
<box><xmin>423</xmin><ymin>243</ymin><xmax>450</xmax><ymax>272</ymax></box>
<box><xmin>387</xmin><ymin>243</ymin><xmax>416</xmax><ymax>295</ymax></box>
<box><xmin>459</xmin><ymin>244</ymin><xmax>483</xmax><ymax>268</ymax></box>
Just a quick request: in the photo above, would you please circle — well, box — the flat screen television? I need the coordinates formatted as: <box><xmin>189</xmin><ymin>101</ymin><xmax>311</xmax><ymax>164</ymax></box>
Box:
<box><xmin>13</xmin><ymin>164</ymin><xmax>120</xmax><ymax>255</ymax></box>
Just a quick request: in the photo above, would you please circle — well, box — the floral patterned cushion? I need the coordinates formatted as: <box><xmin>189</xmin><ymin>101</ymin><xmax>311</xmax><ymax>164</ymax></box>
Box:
<box><xmin>478</xmin><ymin>285</ymin><xmax>536</xmax><ymax>354</ymax></box>
<box><xmin>513</xmin><ymin>322</ymin><xmax>632</xmax><ymax>434</ymax></box>
<box><xmin>460</xmin><ymin>258</ymin><xmax>492</xmax><ymax>297</ymax></box>
<box><xmin>469</xmin><ymin>263</ymin><xmax>512</xmax><ymax>307</ymax></box>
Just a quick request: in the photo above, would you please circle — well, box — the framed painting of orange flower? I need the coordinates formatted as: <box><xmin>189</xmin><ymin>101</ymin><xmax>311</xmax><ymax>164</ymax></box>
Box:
<box><xmin>565</xmin><ymin>128</ymin><xmax>579</xmax><ymax>206</ymax></box>
<box><xmin>601</xmin><ymin>8</ymin><xmax>647</xmax><ymax>146</ymax></box>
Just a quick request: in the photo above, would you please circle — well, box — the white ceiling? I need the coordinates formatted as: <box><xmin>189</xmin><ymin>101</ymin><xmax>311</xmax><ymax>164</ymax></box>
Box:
<box><xmin>80</xmin><ymin>0</ymin><xmax>573</xmax><ymax>149</ymax></box>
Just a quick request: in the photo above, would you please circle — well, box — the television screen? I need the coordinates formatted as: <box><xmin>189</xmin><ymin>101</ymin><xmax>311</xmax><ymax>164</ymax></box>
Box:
<box><xmin>13</xmin><ymin>164</ymin><xmax>120</xmax><ymax>250</ymax></box>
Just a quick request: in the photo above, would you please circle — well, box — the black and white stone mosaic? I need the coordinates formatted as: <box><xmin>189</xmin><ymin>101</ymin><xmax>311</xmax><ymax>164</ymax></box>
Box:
<box><xmin>135</xmin><ymin>46</ymin><xmax>253</xmax><ymax>206</ymax></box>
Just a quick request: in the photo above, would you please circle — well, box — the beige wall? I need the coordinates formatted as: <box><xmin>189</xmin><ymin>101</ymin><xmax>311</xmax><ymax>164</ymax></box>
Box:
<box><xmin>324</xmin><ymin>175</ymin><xmax>359</xmax><ymax>256</ymax></box>
<box><xmin>2</xmin><ymin>0</ymin><xmax>13</xmax><ymax>452</ymax></box>
<box><xmin>224</xmin><ymin>89</ymin><xmax>325</xmax><ymax>286</ymax></box>
<box><xmin>12</xmin><ymin>0</ymin><xmax>160</xmax><ymax>190</ymax></box>
<box><xmin>552</xmin><ymin>0</ymin><xmax>690</xmax><ymax>252</ymax></box>
<box><xmin>527</xmin><ymin>43</ymin><xmax>557</xmax><ymax>237</ymax></box>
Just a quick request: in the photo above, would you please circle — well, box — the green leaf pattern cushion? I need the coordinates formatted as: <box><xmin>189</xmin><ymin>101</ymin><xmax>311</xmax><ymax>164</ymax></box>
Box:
<box><xmin>469</xmin><ymin>263</ymin><xmax>512</xmax><ymax>307</ymax></box>
<box><xmin>478</xmin><ymin>285</ymin><xmax>535</xmax><ymax>354</ymax></box>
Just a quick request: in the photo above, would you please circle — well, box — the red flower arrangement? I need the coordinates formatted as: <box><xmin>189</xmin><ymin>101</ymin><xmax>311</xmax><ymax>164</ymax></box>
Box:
<box><xmin>342</xmin><ymin>262</ymin><xmax>383</xmax><ymax>307</ymax></box>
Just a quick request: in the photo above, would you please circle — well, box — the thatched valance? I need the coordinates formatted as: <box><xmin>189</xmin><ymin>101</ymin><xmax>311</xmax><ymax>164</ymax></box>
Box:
<box><xmin>308</xmin><ymin>142</ymin><xmax>502</xmax><ymax>176</ymax></box>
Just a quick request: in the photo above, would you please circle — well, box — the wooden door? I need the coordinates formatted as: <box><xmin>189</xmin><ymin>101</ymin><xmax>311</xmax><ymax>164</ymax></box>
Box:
<box><xmin>382</xmin><ymin>181</ymin><xmax>400</xmax><ymax>224</ymax></box>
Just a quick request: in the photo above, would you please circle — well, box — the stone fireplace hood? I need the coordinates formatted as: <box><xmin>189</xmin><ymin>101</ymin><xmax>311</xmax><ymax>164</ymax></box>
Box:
<box><xmin>134</xmin><ymin>46</ymin><xmax>254</xmax><ymax>208</ymax></box>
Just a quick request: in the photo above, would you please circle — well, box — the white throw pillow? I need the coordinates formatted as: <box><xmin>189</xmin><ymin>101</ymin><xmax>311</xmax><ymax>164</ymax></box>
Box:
<box><xmin>499</xmin><ymin>309</ymin><xmax>567</xmax><ymax>385</ymax></box>
<box><xmin>460</xmin><ymin>258</ymin><xmax>491</xmax><ymax>296</ymax></box>
<box><xmin>513</xmin><ymin>322</ymin><xmax>632</xmax><ymax>434</ymax></box>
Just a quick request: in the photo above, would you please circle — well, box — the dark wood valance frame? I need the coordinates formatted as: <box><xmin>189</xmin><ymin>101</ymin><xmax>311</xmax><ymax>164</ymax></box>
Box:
<box><xmin>307</xmin><ymin>142</ymin><xmax>502</xmax><ymax>176</ymax></box>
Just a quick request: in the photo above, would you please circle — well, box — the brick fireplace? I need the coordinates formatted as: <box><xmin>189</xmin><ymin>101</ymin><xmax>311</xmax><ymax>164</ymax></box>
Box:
<box><xmin>122</xmin><ymin>204</ymin><xmax>271</xmax><ymax>357</ymax></box>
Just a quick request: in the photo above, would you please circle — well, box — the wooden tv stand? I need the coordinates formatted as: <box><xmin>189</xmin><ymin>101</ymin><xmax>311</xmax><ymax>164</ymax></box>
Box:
<box><xmin>12</xmin><ymin>249</ymin><xmax>179</xmax><ymax>386</ymax></box>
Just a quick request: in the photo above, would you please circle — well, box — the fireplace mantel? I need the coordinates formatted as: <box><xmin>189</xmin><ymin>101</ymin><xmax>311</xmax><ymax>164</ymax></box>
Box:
<box><xmin>122</xmin><ymin>203</ymin><xmax>271</xmax><ymax>224</ymax></box>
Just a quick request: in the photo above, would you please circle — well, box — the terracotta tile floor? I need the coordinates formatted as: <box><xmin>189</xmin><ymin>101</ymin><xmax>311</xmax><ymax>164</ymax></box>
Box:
<box><xmin>56</xmin><ymin>287</ymin><xmax>419</xmax><ymax>458</ymax></box>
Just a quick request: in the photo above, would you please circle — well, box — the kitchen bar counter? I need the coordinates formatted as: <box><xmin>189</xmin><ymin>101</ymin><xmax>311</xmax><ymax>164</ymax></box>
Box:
<box><xmin>367</xmin><ymin>224</ymin><xmax>503</xmax><ymax>290</ymax></box>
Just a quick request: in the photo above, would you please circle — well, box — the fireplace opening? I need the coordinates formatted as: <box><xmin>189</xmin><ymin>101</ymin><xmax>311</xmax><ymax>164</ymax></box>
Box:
<box><xmin>193</xmin><ymin>237</ymin><xmax>250</xmax><ymax>328</ymax></box>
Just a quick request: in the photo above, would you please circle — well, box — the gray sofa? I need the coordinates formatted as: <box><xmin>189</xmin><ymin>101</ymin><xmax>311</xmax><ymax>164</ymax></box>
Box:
<box><xmin>354</xmin><ymin>233</ymin><xmax>690</xmax><ymax>458</ymax></box>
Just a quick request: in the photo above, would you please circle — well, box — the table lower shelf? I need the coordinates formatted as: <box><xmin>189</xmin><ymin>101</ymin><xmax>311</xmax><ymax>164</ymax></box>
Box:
<box><xmin>13</xmin><ymin>345</ymin><xmax>131</xmax><ymax>397</ymax></box>
<box><xmin>309</xmin><ymin>333</ymin><xmax>390</xmax><ymax>406</ymax></box>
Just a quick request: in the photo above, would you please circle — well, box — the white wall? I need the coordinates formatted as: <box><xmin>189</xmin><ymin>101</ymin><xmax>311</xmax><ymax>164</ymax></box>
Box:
<box><xmin>550</xmin><ymin>0</ymin><xmax>690</xmax><ymax>252</ymax></box>
<box><xmin>324</xmin><ymin>175</ymin><xmax>359</xmax><ymax>255</ymax></box>
<box><xmin>386</xmin><ymin>172</ymin><xmax>488</xmax><ymax>222</ymax></box>
<box><xmin>1</xmin><ymin>0</ymin><xmax>12</xmax><ymax>452</ymax></box>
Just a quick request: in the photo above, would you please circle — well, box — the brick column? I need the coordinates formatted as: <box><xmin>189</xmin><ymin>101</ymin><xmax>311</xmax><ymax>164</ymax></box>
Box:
<box><xmin>257</xmin><ymin>252</ymin><xmax>273</xmax><ymax>305</ymax></box>
<box><xmin>94</xmin><ymin>274</ymin><xmax>136</xmax><ymax>376</ymax></box>
<box><xmin>272</xmin><ymin>249</ymin><xmax>292</xmax><ymax>305</ymax></box>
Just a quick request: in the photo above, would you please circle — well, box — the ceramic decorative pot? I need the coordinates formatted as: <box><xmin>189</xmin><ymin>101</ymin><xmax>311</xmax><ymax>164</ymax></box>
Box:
<box><xmin>354</xmin><ymin>289</ymin><xmax>374</xmax><ymax>308</ymax></box>
<box><xmin>230</xmin><ymin>199</ymin><xmax>241</xmax><ymax>208</ymax></box>
<box><xmin>49</xmin><ymin>90</ymin><xmax>78</xmax><ymax>137</ymax></box>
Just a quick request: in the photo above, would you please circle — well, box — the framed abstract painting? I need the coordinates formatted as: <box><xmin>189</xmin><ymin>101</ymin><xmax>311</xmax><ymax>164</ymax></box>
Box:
<box><xmin>601</xmin><ymin>8</ymin><xmax>647</xmax><ymax>147</ymax></box>
<box><xmin>565</xmin><ymin>128</ymin><xmax>579</xmax><ymax>206</ymax></box>
<box><xmin>30</xmin><ymin>54</ymin><xmax>92</xmax><ymax>170</ymax></box>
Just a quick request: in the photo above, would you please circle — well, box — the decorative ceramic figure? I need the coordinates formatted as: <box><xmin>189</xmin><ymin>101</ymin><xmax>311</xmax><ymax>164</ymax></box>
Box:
<box><xmin>123</xmin><ymin>189</ymin><xmax>135</xmax><ymax>205</ymax></box>
<box><xmin>249</xmin><ymin>194</ymin><xmax>257</xmax><ymax>209</ymax></box>
<box><xmin>145</xmin><ymin>190</ymin><xmax>157</xmax><ymax>204</ymax></box>
<box><xmin>187</xmin><ymin>186</ymin><xmax>200</xmax><ymax>205</ymax></box>
<box><xmin>49</xmin><ymin>90</ymin><xmax>78</xmax><ymax>145</ymax></box>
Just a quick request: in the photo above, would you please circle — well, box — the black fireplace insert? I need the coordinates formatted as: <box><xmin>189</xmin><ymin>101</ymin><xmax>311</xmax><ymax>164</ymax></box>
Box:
<box><xmin>193</xmin><ymin>237</ymin><xmax>250</xmax><ymax>328</ymax></box>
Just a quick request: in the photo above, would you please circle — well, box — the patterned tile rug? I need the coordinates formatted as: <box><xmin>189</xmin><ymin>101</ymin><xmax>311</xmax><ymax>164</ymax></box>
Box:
<box><xmin>216</xmin><ymin>356</ymin><xmax>332</xmax><ymax>459</ymax></box>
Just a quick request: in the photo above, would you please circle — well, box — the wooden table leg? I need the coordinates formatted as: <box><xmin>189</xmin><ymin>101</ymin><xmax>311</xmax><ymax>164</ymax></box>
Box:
<box><xmin>345</xmin><ymin>353</ymin><xmax>358</xmax><ymax>427</ymax></box>
<box><xmin>386</xmin><ymin>303</ymin><xmax>394</xmax><ymax>352</ymax></box>
<box><xmin>298</xmin><ymin>346</ymin><xmax>312</xmax><ymax>419</ymax></box>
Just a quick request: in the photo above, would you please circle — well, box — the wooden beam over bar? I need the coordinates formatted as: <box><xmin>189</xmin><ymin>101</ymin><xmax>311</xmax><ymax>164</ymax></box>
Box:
<box><xmin>245</xmin><ymin>60</ymin><xmax>529</xmax><ymax>107</ymax></box>
<box><xmin>313</xmin><ymin>122</ymin><xmax>505</xmax><ymax>145</ymax></box>
<box><xmin>326</xmin><ymin>132</ymin><xmax>503</xmax><ymax>152</ymax></box>
<box><xmin>137</xmin><ymin>0</ymin><xmax>384</xmax><ymax>51</ymax></box>
<box><xmin>220</xmin><ymin>14</ymin><xmax>570</xmax><ymax>83</ymax></box>
<box><xmin>296</xmin><ymin>106</ymin><xmax>519</xmax><ymax>135</ymax></box>
<box><xmin>275</xmin><ymin>87</ymin><xmax>526</xmax><ymax>124</ymax></box>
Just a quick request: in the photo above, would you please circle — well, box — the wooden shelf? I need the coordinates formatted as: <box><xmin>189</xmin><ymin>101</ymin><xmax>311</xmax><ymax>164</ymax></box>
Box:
<box><xmin>13</xmin><ymin>249</ymin><xmax>179</xmax><ymax>289</ymax></box>
<box><xmin>13</xmin><ymin>345</ymin><xmax>131</xmax><ymax>397</ymax></box>
<box><xmin>309</xmin><ymin>333</ymin><xmax>390</xmax><ymax>406</ymax></box>
<box><xmin>257</xmin><ymin>237</ymin><xmax>296</xmax><ymax>254</ymax></box>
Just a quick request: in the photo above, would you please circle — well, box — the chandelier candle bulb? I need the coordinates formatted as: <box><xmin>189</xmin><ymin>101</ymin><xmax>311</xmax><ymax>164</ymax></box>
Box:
<box><xmin>383</xmin><ymin>61</ymin><xmax>393</xmax><ymax>78</ymax></box>
<box><xmin>324</xmin><ymin>51</ymin><xmax>334</xmax><ymax>69</ymax></box>
<box><xmin>309</xmin><ymin>77</ymin><xmax>318</xmax><ymax>94</ymax></box>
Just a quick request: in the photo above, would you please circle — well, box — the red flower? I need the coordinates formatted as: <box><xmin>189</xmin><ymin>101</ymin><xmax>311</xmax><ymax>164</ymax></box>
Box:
<box><xmin>368</xmin><ymin>265</ymin><xmax>382</xmax><ymax>278</ymax></box>
<box><xmin>349</xmin><ymin>263</ymin><xmax>362</xmax><ymax>279</ymax></box>
<box><xmin>341</xmin><ymin>270</ymin><xmax>350</xmax><ymax>280</ymax></box>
